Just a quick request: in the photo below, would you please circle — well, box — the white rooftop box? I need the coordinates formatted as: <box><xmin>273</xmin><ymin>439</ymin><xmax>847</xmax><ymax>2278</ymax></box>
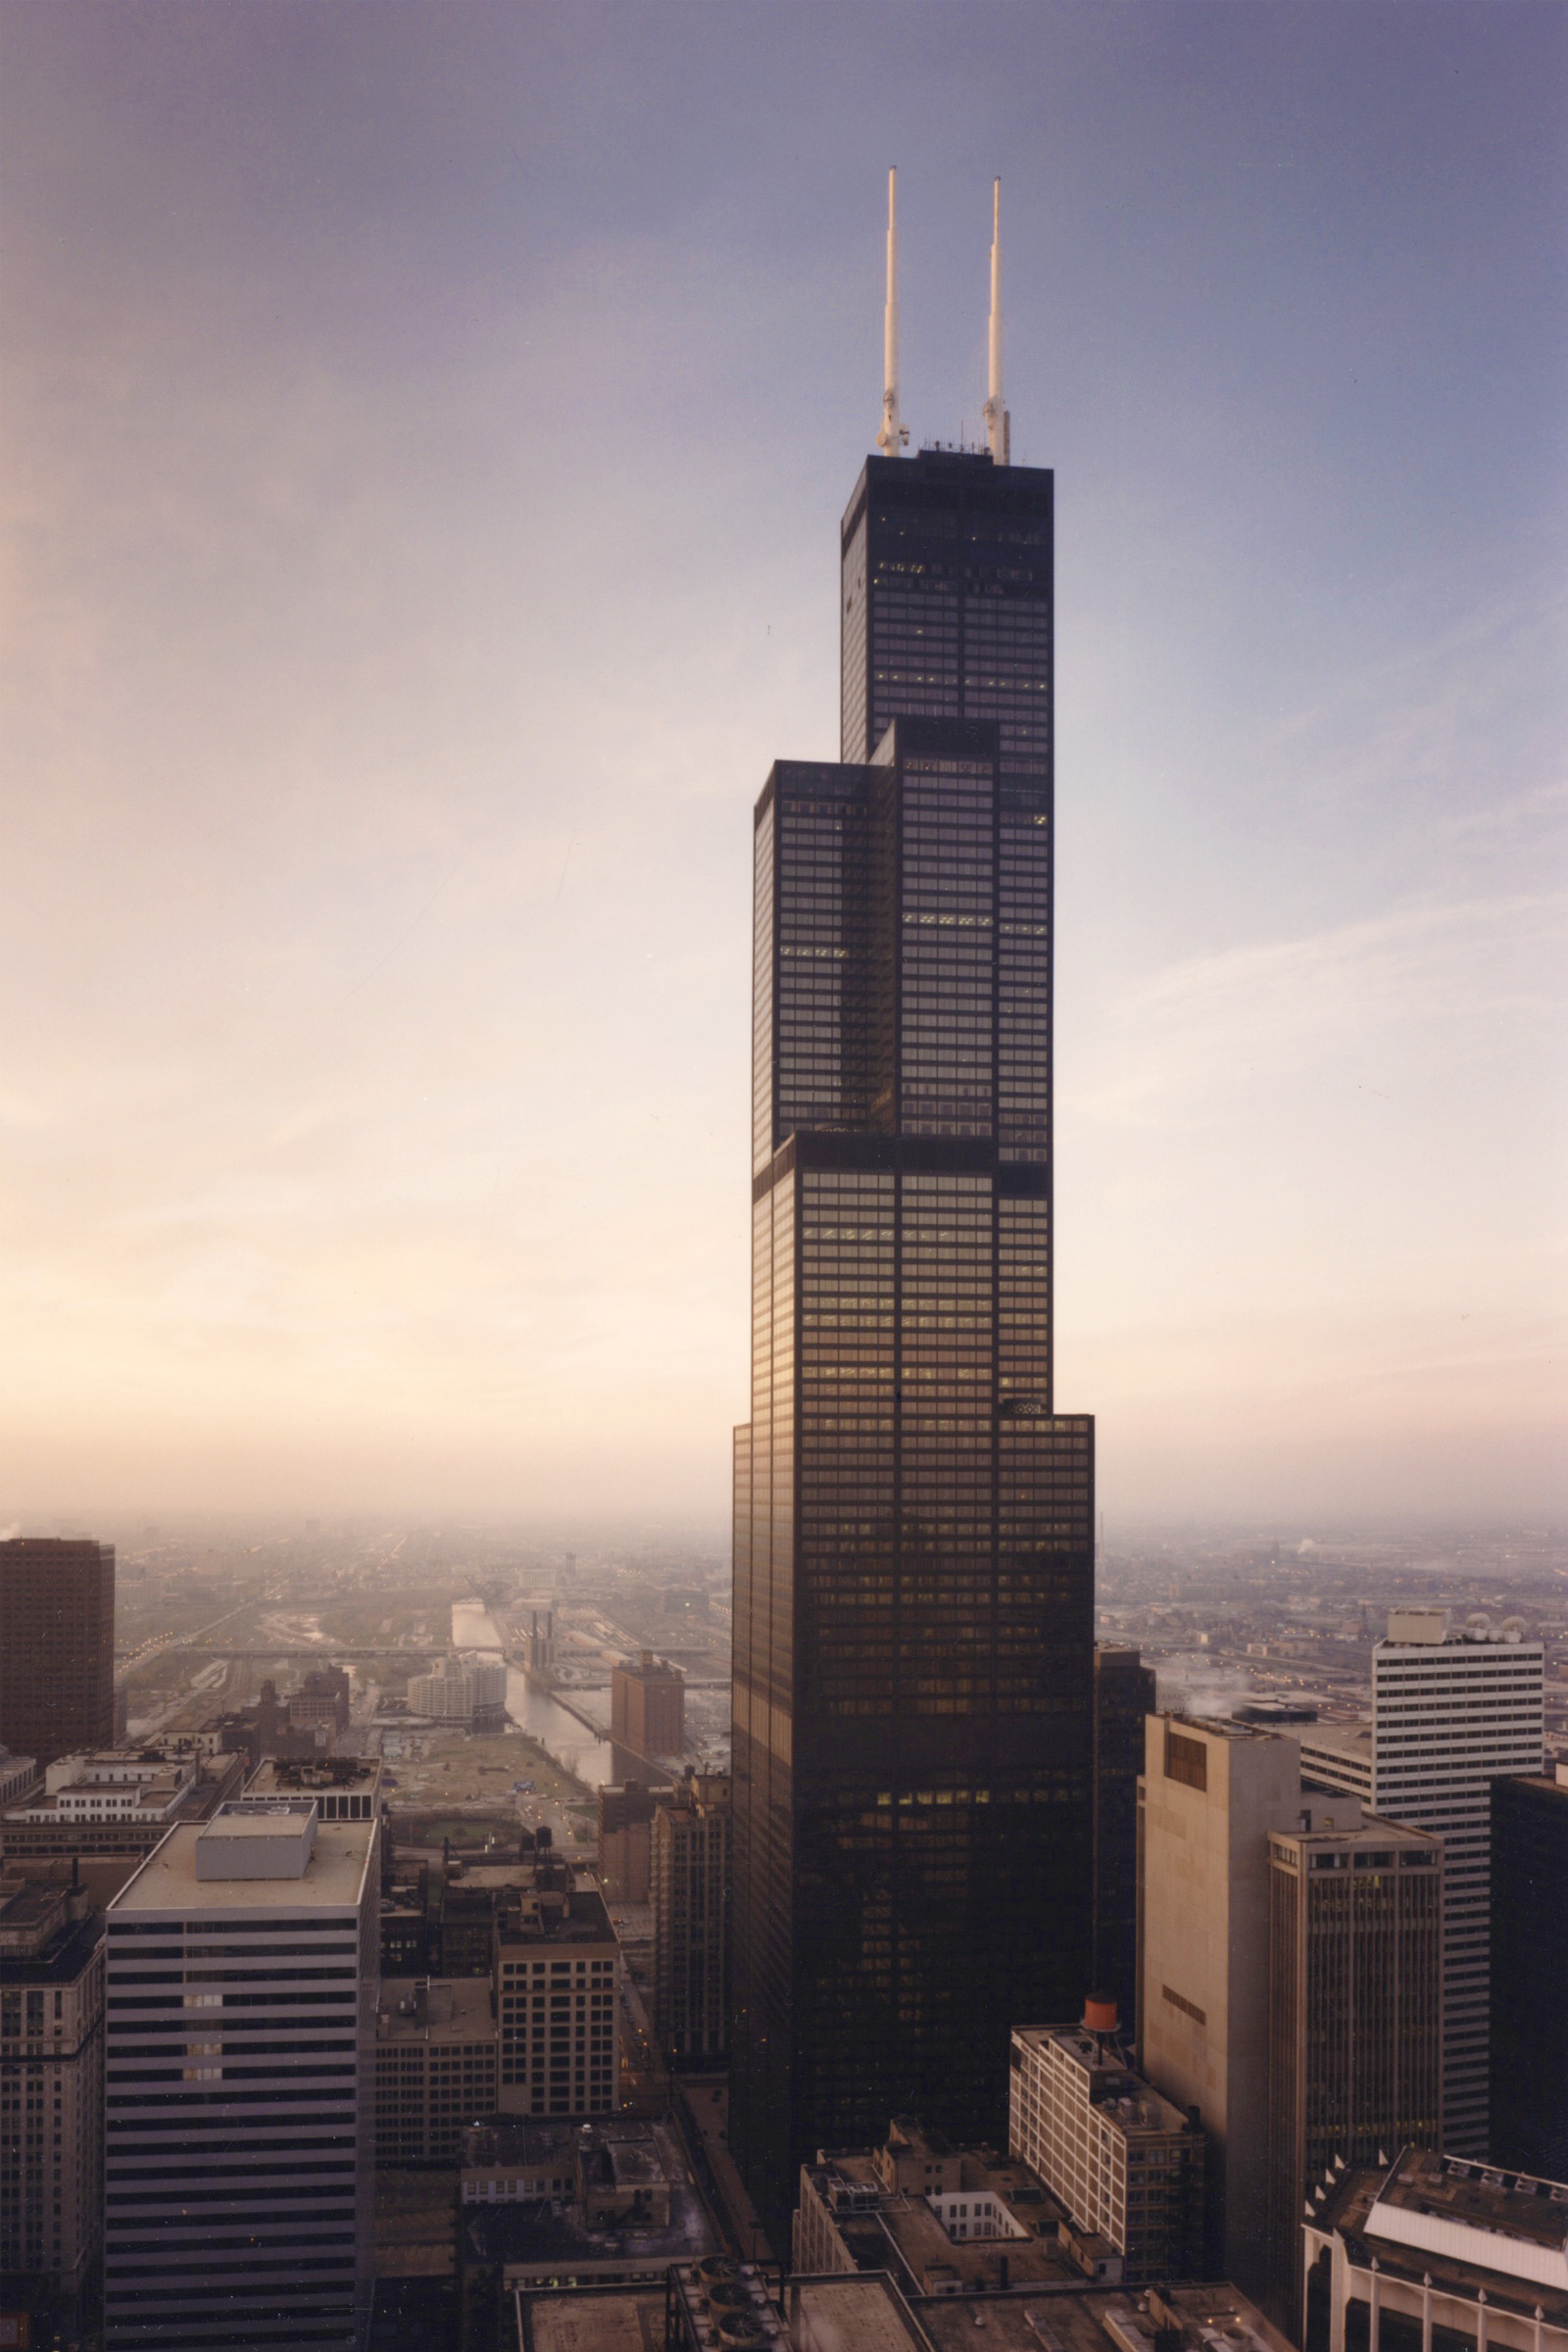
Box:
<box><xmin>1385</xmin><ymin>1607</ymin><xmax>1448</xmax><ymax>1645</ymax></box>
<box><xmin>196</xmin><ymin>1798</ymin><xmax>318</xmax><ymax>1881</ymax></box>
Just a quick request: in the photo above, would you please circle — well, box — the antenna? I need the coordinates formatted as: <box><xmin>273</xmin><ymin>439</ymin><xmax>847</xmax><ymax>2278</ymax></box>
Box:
<box><xmin>984</xmin><ymin>176</ymin><xmax>1009</xmax><ymax>466</ymax></box>
<box><xmin>876</xmin><ymin>168</ymin><xmax>908</xmax><ymax>458</ymax></box>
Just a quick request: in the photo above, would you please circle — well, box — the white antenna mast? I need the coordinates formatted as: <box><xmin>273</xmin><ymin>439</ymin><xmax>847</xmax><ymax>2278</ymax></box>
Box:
<box><xmin>984</xmin><ymin>175</ymin><xmax>1009</xmax><ymax>466</ymax></box>
<box><xmin>876</xmin><ymin>167</ymin><xmax>908</xmax><ymax>458</ymax></box>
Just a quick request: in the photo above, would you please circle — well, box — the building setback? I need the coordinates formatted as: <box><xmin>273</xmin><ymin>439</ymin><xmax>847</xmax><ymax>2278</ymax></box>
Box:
<box><xmin>0</xmin><ymin>1539</ymin><xmax>116</xmax><ymax>1771</ymax></box>
<box><xmin>1490</xmin><ymin>1763</ymin><xmax>1568</xmax><ymax>2182</ymax></box>
<box><xmin>1264</xmin><ymin>1813</ymin><xmax>1443</xmax><ymax>2331</ymax></box>
<box><xmin>653</xmin><ymin>1774</ymin><xmax>730</xmax><ymax>2067</ymax></box>
<box><xmin>103</xmin><ymin>1800</ymin><xmax>378</xmax><ymax>2352</ymax></box>
<box><xmin>1299</xmin><ymin>1607</ymin><xmax>1544</xmax><ymax>2155</ymax></box>
<box><xmin>732</xmin><ymin>429</ymin><xmax>1096</xmax><ymax>2249</ymax></box>
<box><xmin>0</xmin><ymin>1871</ymin><xmax>106</xmax><ymax>2313</ymax></box>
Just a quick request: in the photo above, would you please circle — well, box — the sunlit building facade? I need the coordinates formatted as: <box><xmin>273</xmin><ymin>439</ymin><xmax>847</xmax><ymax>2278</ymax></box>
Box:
<box><xmin>731</xmin><ymin>450</ymin><xmax>1096</xmax><ymax>2245</ymax></box>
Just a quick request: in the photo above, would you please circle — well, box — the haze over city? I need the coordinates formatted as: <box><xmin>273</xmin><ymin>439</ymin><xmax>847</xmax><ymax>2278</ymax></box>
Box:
<box><xmin>4</xmin><ymin>2</ymin><xmax>1565</xmax><ymax>1527</ymax></box>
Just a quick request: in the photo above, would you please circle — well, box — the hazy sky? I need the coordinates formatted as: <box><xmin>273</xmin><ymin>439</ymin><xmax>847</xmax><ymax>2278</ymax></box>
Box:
<box><xmin>3</xmin><ymin>2</ymin><xmax>1565</xmax><ymax>1528</ymax></box>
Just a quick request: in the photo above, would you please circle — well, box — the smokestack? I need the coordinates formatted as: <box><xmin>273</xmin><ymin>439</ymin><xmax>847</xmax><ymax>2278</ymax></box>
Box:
<box><xmin>876</xmin><ymin>168</ymin><xmax>907</xmax><ymax>458</ymax></box>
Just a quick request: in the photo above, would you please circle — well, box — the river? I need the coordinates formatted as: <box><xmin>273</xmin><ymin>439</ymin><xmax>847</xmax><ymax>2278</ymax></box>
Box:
<box><xmin>450</xmin><ymin>1599</ymin><xmax>615</xmax><ymax>1788</ymax></box>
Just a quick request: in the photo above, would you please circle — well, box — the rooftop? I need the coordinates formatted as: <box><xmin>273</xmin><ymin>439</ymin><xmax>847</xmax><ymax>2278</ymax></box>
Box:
<box><xmin>1313</xmin><ymin>2151</ymin><xmax>1568</xmax><ymax>2317</ymax></box>
<box><xmin>379</xmin><ymin>1976</ymin><xmax>495</xmax><ymax>2043</ymax></box>
<box><xmin>462</xmin><ymin>2120</ymin><xmax>719</xmax><ymax>2279</ymax></box>
<box><xmin>516</xmin><ymin>2283</ymin><xmax>667</xmax><ymax>2352</ymax></box>
<box><xmin>108</xmin><ymin>1812</ymin><xmax>374</xmax><ymax>1916</ymax></box>
<box><xmin>804</xmin><ymin>2144</ymin><xmax>1076</xmax><ymax>2298</ymax></box>
<box><xmin>250</xmin><ymin>1755</ymin><xmax>383</xmax><ymax>1792</ymax></box>
<box><xmin>1014</xmin><ymin>2026</ymin><xmax>1194</xmax><ymax>2135</ymax></box>
<box><xmin>0</xmin><ymin>1877</ymin><xmax>100</xmax><ymax>1984</ymax></box>
<box><xmin>496</xmin><ymin>1886</ymin><xmax>616</xmax><ymax>1951</ymax></box>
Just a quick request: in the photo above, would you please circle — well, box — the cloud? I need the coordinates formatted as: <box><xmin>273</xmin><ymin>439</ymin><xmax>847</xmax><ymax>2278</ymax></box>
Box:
<box><xmin>1068</xmin><ymin>892</ymin><xmax>1567</xmax><ymax>1130</ymax></box>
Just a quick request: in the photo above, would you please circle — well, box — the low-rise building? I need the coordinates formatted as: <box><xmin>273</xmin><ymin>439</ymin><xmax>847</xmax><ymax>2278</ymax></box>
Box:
<box><xmin>375</xmin><ymin>1976</ymin><xmax>499</xmax><ymax>2163</ymax></box>
<box><xmin>249</xmin><ymin>1751</ymin><xmax>384</xmax><ymax>1822</ymax></box>
<box><xmin>495</xmin><ymin>1875</ymin><xmax>621</xmax><ymax>2119</ymax></box>
<box><xmin>1302</xmin><ymin>2148</ymin><xmax>1568</xmax><ymax>2352</ymax></box>
<box><xmin>0</xmin><ymin>1746</ymin><xmax>244</xmax><ymax>1864</ymax></box>
<box><xmin>653</xmin><ymin>1772</ymin><xmax>729</xmax><ymax>2067</ymax></box>
<box><xmin>794</xmin><ymin>2116</ymin><xmax>1078</xmax><ymax>2299</ymax></box>
<box><xmin>1009</xmin><ymin>2006</ymin><xmax>1204</xmax><ymax>2283</ymax></box>
<box><xmin>0</xmin><ymin>1870</ymin><xmax>106</xmax><ymax>2313</ymax></box>
<box><xmin>662</xmin><ymin>2260</ymin><xmax>1298</xmax><ymax>2352</ymax></box>
<box><xmin>459</xmin><ymin>2118</ymin><xmax>720</xmax><ymax>2292</ymax></box>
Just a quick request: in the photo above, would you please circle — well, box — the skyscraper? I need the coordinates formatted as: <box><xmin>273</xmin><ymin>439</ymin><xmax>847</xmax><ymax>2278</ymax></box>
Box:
<box><xmin>730</xmin><ymin>178</ymin><xmax>1096</xmax><ymax>2247</ymax></box>
<box><xmin>0</xmin><ymin>1538</ymin><xmax>116</xmax><ymax>1769</ymax></box>
<box><xmin>103</xmin><ymin>1799</ymin><xmax>378</xmax><ymax>2352</ymax></box>
<box><xmin>1093</xmin><ymin>1644</ymin><xmax>1157</xmax><ymax>2025</ymax></box>
<box><xmin>1488</xmin><ymin>1762</ymin><xmax>1568</xmax><ymax>2180</ymax></box>
<box><xmin>1264</xmin><ymin>1807</ymin><xmax>1442</xmax><ymax>2331</ymax></box>
<box><xmin>1298</xmin><ymin>1606</ymin><xmax>1545</xmax><ymax>2155</ymax></box>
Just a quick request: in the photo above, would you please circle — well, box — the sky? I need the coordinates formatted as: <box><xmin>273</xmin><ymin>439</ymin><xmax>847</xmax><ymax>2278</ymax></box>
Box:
<box><xmin>2</xmin><ymin>1</ymin><xmax>1565</xmax><ymax>1530</ymax></box>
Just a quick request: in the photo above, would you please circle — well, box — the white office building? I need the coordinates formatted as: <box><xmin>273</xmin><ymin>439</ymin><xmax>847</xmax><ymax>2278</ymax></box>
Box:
<box><xmin>104</xmin><ymin>1798</ymin><xmax>378</xmax><ymax>2351</ymax></box>
<box><xmin>1298</xmin><ymin>1606</ymin><xmax>1544</xmax><ymax>2156</ymax></box>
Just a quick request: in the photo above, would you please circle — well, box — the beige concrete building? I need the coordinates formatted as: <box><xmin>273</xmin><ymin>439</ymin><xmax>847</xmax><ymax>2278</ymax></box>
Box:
<box><xmin>375</xmin><ymin>1976</ymin><xmax>499</xmax><ymax>2163</ymax></box>
<box><xmin>1009</xmin><ymin>2014</ymin><xmax>1204</xmax><ymax>2284</ymax></box>
<box><xmin>1138</xmin><ymin>1714</ymin><xmax>1368</xmax><ymax>2300</ymax></box>
<box><xmin>0</xmin><ymin>1871</ymin><xmax>106</xmax><ymax>2311</ymax></box>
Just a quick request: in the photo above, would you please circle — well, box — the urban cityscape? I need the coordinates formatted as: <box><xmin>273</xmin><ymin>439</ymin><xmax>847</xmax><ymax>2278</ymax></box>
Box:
<box><xmin>4</xmin><ymin>10</ymin><xmax>1565</xmax><ymax>2352</ymax></box>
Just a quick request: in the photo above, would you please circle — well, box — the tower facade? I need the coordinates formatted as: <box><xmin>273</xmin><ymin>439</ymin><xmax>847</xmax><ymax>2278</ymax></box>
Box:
<box><xmin>1298</xmin><ymin>1607</ymin><xmax>1544</xmax><ymax>2156</ymax></box>
<box><xmin>103</xmin><ymin>1800</ymin><xmax>378</xmax><ymax>2352</ymax></box>
<box><xmin>0</xmin><ymin>1538</ymin><xmax>116</xmax><ymax>1769</ymax></box>
<box><xmin>731</xmin><ymin>450</ymin><xmax>1095</xmax><ymax>2246</ymax></box>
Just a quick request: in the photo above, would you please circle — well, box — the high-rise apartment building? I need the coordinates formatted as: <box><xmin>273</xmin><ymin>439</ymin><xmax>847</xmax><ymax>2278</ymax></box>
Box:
<box><xmin>0</xmin><ymin>1538</ymin><xmax>116</xmax><ymax>1769</ymax></box>
<box><xmin>0</xmin><ymin>1871</ymin><xmax>106</xmax><ymax>2316</ymax></box>
<box><xmin>653</xmin><ymin>1774</ymin><xmax>730</xmax><ymax>2067</ymax></box>
<box><xmin>1489</xmin><ymin>1762</ymin><xmax>1568</xmax><ymax>2181</ymax></box>
<box><xmin>1093</xmin><ymin>1647</ymin><xmax>1157</xmax><ymax>2024</ymax></box>
<box><xmin>732</xmin><ymin>243</ymin><xmax>1095</xmax><ymax>2242</ymax></box>
<box><xmin>1263</xmin><ymin>1812</ymin><xmax>1443</xmax><ymax>2331</ymax></box>
<box><xmin>103</xmin><ymin>1799</ymin><xmax>378</xmax><ymax>2352</ymax></box>
<box><xmin>1298</xmin><ymin>1607</ymin><xmax>1544</xmax><ymax>2155</ymax></box>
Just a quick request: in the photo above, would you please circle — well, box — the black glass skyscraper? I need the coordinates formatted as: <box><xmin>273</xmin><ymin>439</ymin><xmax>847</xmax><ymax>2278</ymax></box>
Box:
<box><xmin>731</xmin><ymin>449</ymin><xmax>1096</xmax><ymax>2246</ymax></box>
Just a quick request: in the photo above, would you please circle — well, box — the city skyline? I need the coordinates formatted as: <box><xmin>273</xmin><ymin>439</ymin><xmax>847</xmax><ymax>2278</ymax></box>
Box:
<box><xmin>2</xmin><ymin>4</ymin><xmax>1565</xmax><ymax>1526</ymax></box>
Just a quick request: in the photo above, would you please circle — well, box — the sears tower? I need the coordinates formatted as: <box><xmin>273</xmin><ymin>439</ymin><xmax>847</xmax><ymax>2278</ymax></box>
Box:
<box><xmin>731</xmin><ymin>175</ymin><xmax>1096</xmax><ymax>2244</ymax></box>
